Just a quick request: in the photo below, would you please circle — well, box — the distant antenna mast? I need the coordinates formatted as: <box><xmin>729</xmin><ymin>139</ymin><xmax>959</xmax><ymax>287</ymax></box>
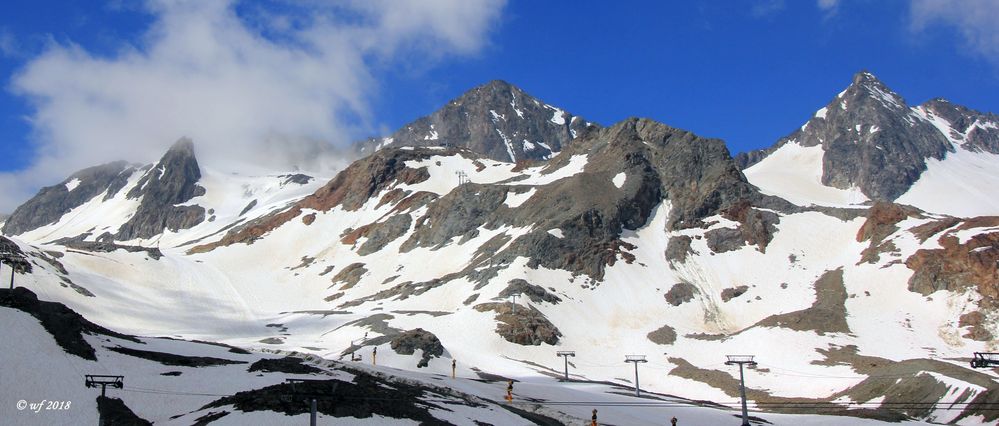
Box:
<box><xmin>556</xmin><ymin>351</ymin><xmax>575</xmax><ymax>381</ymax></box>
<box><xmin>624</xmin><ymin>355</ymin><xmax>647</xmax><ymax>396</ymax></box>
<box><xmin>726</xmin><ymin>355</ymin><xmax>757</xmax><ymax>426</ymax></box>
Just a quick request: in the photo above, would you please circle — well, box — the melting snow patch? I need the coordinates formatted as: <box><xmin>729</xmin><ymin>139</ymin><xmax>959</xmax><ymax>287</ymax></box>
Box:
<box><xmin>549</xmin><ymin>107</ymin><xmax>566</xmax><ymax>125</ymax></box>
<box><xmin>913</xmin><ymin>106</ymin><xmax>963</xmax><ymax>145</ymax></box>
<box><xmin>522</xmin><ymin>140</ymin><xmax>536</xmax><ymax>151</ymax></box>
<box><xmin>376</xmin><ymin>137</ymin><xmax>395</xmax><ymax>150</ymax></box>
<box><xmin>547</xmin><ymin>228</ymin><xmax>564</xmax><ymax>238</ymax></box>
<box><xmin>496</xmin><ymin>129</ymin><xmax>516</xmax><ymax>162</ymax></box>
<box><xmin>489</xmin><ymin>110</ymin><xmax>505</xmax><ymax>122</ymax></box>
<box><xmin>65</xmin><ymin>178</ymin><xmax>82</xmax><ymax>192</ymax></box>
<box><xmin>815</xmin><ymin>107</ymin><xmax>828</xmax><ymax>119</ymax></box>
<box><xmin>510</xmin><ymin>154</ymin><xmax>588</xmax><ymax>185</ymax></box>
<box><xmin>612</xmin><ymin>172</ymin><xmax>626</xmax><ymax>188</ymax></box>
<box><xmin>503</xmin><ymin>188</ymin><xmax>536</xmax><ymax>208</ymax></box>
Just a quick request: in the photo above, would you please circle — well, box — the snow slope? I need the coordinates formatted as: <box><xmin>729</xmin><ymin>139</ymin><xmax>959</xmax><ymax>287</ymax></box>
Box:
<box><xmin>0</xmin><ymin>293</ymin><xmax>941</xmax><ymax>426</ymax></box>
<box><xmin>744</xmin><ymin>141</ymin><xmax>869</xmax><ymax>208</ymax></box>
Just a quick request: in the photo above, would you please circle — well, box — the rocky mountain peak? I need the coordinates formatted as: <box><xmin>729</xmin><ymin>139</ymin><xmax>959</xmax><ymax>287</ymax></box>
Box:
<box><xmin>2</xmin><ymin>161</ymin><xmax>135</xmax><ymax>237</ymax></box>
<box><xmin>115</xmin><ymin>138</ymin><xmax>207</xmax><ymax>241</ymax></box>
<box><xmin>919</xmin><ymin>98</ymin><xmax>999</xmax><ymax>154</ymax></box>
<box><xmin>738</xmin><ymin>70</ymin><xmax>952</xmax><ymax>201</ymax></box>
<box><xmin>356</xmin><ymin>80</ymin><xmax>596</xmax><ymax>163</ymax></box>
<box><xmin>838</xmin><ymin>70</ymin><xmax>908</xmax><ymax>113</ymax></box>
<box><xmin>124</xmin><ymin>137</ymin><xmax>202</xmax><ymax>201</ymax></box>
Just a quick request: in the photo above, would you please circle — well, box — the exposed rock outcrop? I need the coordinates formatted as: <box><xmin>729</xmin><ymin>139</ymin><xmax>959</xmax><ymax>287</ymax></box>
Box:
<box><xmin>190</xmin><ymin>147</ymin><xmax>436</xmax><ymax>253</ymax></box>
<box><xmin>116</xmin><ymin>138</ymin><xmax>206</xmax><ymax>240</ymax></box>
<box><xmin>474</xmin><ymin>302</ymin><xmax>561</xmax><ymax>346</ymax></box>
<box><xmin>754</xmin><ymin>269</ymin><xmax>850</xmax><ymax>335</ymax></box>
<box><xmin>738</xmin><ymin>71</ymin><xmax>955</xmax><ymax>201</ymax></box>
<box><xmin>0</xmin><ymin>287</ymin><xmax>140</xmax><ymax>361</ymax></box>
<box><xmin>721</xmin><ymin>285</ymin><xmax>750</xmax><ymax>302</ymax></box>
<box><xmin>647</xmin><ymin>324</ymin><xmax>677</xmax><ymax>345</ymax></box>
<box><xmin>2</xmin><ymin>161</ymin><xmax>135</xmax><ymax>236</ymax></box>
<box><xmin>906</xmin><ymin>220</ymin><xmax>999</xmax><ymax>298</ymax></box>
<box><xmin>390</xmin><ymin>328</ymin><xmax>445</xmax><ymax>368</ymax></box>
<box><xmin>498</xmin><ymin>279</ymin><xmax>561</xmax><ymax>305</ymax></box>
<box><xmin>664</xmin><ymin>282</ymin><xmax>698</xmax><ymax>306</ymax></box>
<box><xmin>357</xmin><ymin>80</ymin><xmax>595</xmax><ymax>162</ymax></box>
<box><xmin>856</xmin><ymin>202</ymin><xmax>920</xmax><ymax>264</ymax></box>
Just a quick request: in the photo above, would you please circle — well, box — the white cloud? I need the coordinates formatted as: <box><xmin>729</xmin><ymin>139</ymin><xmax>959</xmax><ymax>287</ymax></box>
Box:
<box><xmin>751</xmin><ymin>0</ymin><xmax>786</xmax><ymax>18</ymax></box>
<box><xmin>1</xmin><ymin>0</ymin><xmax>506</xmax><ymax>212</ymax></box>
<box><xmin>909</xmin><ymin>0</ymin><xmax>999</xmax><ymax>66</ymax></box>
<box><xmin>816</xmin><ymin>0</ymin><xmax>839</xmax><ymax>17</ymax></box>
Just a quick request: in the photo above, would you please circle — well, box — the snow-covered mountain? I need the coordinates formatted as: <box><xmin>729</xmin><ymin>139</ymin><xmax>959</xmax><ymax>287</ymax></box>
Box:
<box><xmin>356</xmin><ymin>80</ymin><xmax>595</xmax><ymax>163</ymax></box>
<box><xmin>3</xmin><ymin>73</ymin><xmax>999</xmax><ymax>425</ymax></box>
<box><xmin>738</xmin><ymin>71</ymin><xmax>999</xmax><ymax>217</ymax></box>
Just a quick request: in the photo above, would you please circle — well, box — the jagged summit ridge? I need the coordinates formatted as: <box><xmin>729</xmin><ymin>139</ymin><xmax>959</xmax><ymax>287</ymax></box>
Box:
<box><xmin>357</xmin><ymin>80</ymin><xmax>595</xmax><ymax>163</ymax></box>
<box><xmin>1</xmin><ymin>161</ymin><xmax>135</xmax><ymax>236</ymax></box>
<box><xmin>738</xmin><ymin>70</ymin><xmax>955</xmax><ymax>201</ymax></box>
<box><xmin>2</xmin><ymin>138</ymin><xmax>208</xmax><ymax>241</ymax></box>
<box><xmin>115</xmin><ymin>137</ymin><xmax>206</xmax><ymax>240</ymax></box>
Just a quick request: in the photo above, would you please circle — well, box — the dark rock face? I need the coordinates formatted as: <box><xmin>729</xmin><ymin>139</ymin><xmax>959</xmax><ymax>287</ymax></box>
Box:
<box><xmin>247</xmin><ymin>357</ymin><xmax>322</xmax><ymax>374</ymax></box>
<box><xmin>280</xmin><ymin>173</ymin><xmax>314</xmax><ymax>185</ymax></box>
<box><xmin>2</xmin><ymin>161</ymin><xmax>134</xmax><ymax>236</ymax></box>
<box><xmin>705</xmin><ymin>227</ymin><xmax>745</xmax><ymax>253</ymax></box>
<box><xmin>720</xmin><ymin>285</ymin><xmax>749</xmax><ymax>302</ymax></box>
<box><xmin>921</xmin><ymin>98</ymin><xmax>999</xmax><ymax>154</ymax></box>
<box><xmin>4</xmin><ymin>138</ymin><xmax>211</xmax><ymax>240</ymax></box>
<box><xmin>396</xmin><ymin>118</ymin><xmax>755</xmax><ymax>280</ymax></box>
<box><xmin>856</xmin><ymin>202</ymin><xmax>919</xmax><ymax>264</ymax></box>
<box><xmin>665</xmin><ymin>235</ymin><xmax>694</xmax><ymax>263</ymax></box>
<box><xmin>647</xmin><ymin>324</ymin><xmax>677</xmax><ymax>345</ymax></box>
<box><xmin>665</xmin><ymin>282</ymin><xmax>698</xmax><ymax>306</ymax></box>
<box><xmin>330</xmin><ymin>263</ymin><xmax>367</xmax><ymax>290</ymax></box>
<box><xmin>474</xmin><ymin>302</ymin><xmax>561</xmax><ymax>346</ymax></box>
<box><xmin>51</xmin><ymin>235</ymin><xmax>164</xmax><ymax>260</ymax></box>
<box><xmin>116</xmin><ymin>138</ymin><xmax>206</xmax><ymax>240</ymax></box>
<box><xmin>0</xmin><ymin>287</ymin><xmax>140</xmax><ymax>361</ymax></box>
<box><xmin>498</xmin><ymin>279</ymin><xmax>562</xmax><ymax>305</ymax></box>
<box><xmin>754</xmin><ymin>269</ymin><xmax>850</xmax><ymax>335</ymax></box>
<box><xmin>201</xmin><ymin>374</ymin><xmax>444</xmax><ymax>424</ymax></box>
<box><xmin>738</xmin><ymin>71</ymin><xmax>957</xmax><ymax>201</ymax></box>
<box><xmin>357</xmin><ymin>80</ymin><xmax>595</xmax><ymax>162</ymax></box>
<box><xmin>0</xmin><ymin>236</ymin><xmax>33</xmax><ymax>273</ymax></box>
<box><xmin>389</xmin><ymin>328</ymin><xmax>444</xmax><ymax>368</ymax></box>
<box><xmin>96</xmin><ymin>396</ymin><xmax>152</xmax><ymax>426</ymax></box>
<box><xmin>348</xmin><ymin>214</ymin><xmax>413</xmax><ymax>256</ymax></box>
<box><xmin>906</xmin><ymin>218</ymin><xmax>999</xmax><ymax>298</ymax></box>
<box><xmin>107</xmin><ymin>345</ymin><xmax>246</xmax><ymax>367</ymax></box>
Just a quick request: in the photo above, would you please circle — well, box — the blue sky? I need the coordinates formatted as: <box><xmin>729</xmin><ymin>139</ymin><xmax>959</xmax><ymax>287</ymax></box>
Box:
<box><xmin>0</xmin><ymin>1</ymin><xmax>997</xmax><ymax>210</ymax></box>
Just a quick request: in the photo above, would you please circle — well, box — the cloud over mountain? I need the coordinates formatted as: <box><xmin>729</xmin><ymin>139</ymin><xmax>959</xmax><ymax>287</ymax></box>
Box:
<box><xmin>0</xmin><ymin>0</ymin><xmax>506</xmax><ymax>212</ymax></box>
